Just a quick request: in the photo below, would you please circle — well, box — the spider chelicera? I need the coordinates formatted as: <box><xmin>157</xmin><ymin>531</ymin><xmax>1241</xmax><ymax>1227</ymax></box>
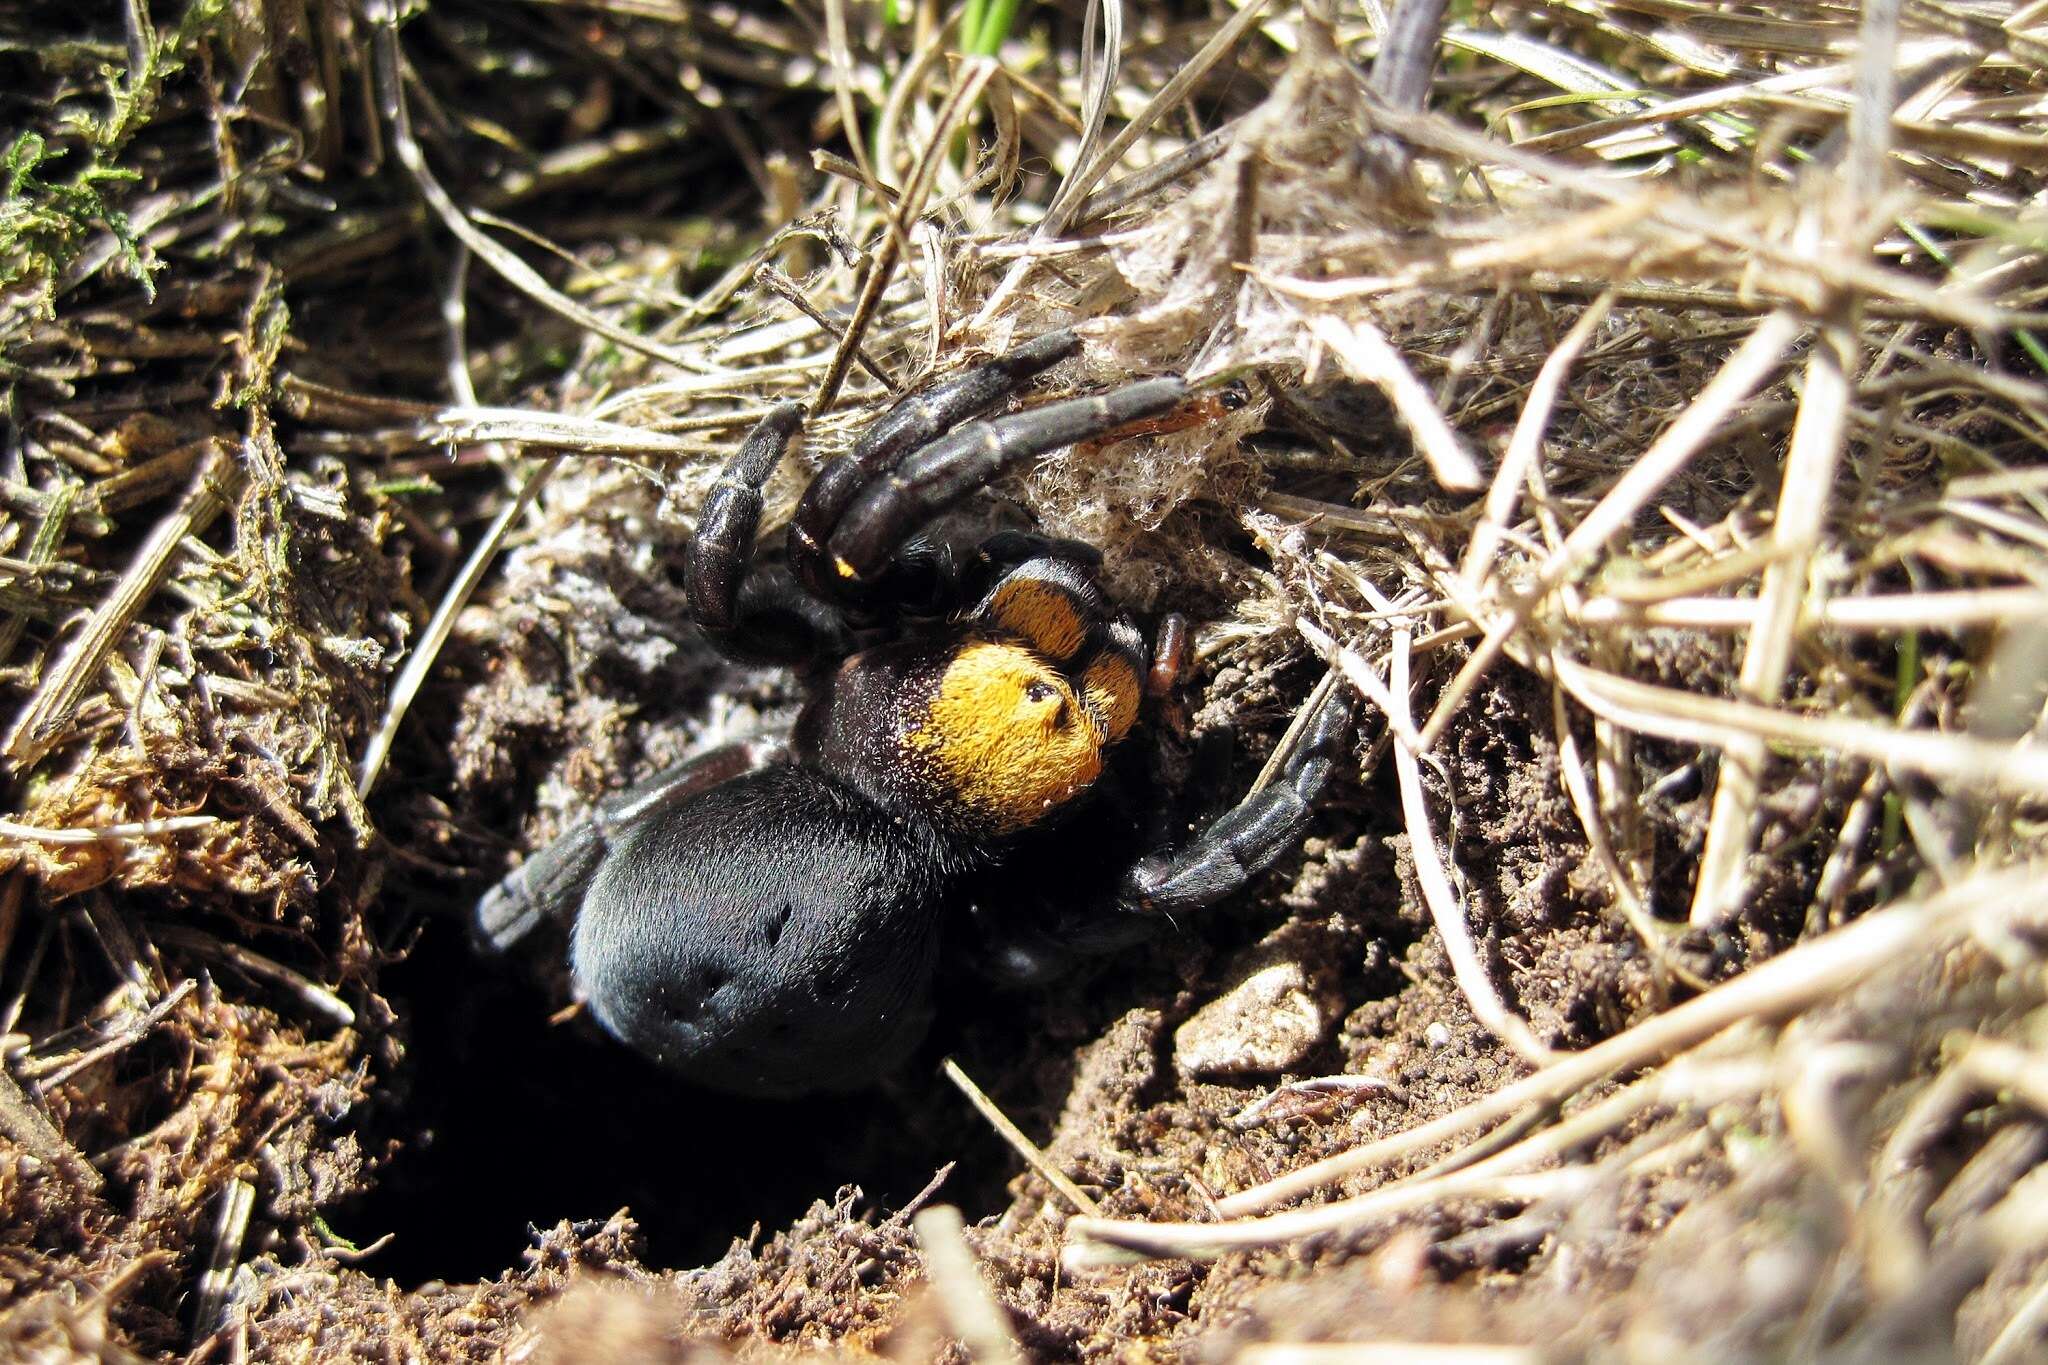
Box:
<box><xmin>473</xmin><ymin>328</ymin><xmax>1353</xmax><ymax>1098</ymax></box>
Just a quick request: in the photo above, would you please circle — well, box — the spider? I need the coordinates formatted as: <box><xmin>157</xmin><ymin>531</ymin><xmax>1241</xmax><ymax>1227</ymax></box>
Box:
<box><xmin>473</xmin><ymin>328</ymin><xmax>1353</xmax><ymax>1098</ymax></box>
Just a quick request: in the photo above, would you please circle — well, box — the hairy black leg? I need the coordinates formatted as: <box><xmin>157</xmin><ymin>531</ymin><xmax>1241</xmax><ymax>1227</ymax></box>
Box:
<box><xmin>685</xmin><ymin>401</ymin><xmax>804</xmax><ymax>633</ymax></box>
<box><xmin>474</xmin><ymin>742</ymin><xmax>763</xmax><ymax>952</ymax></box>
<box><xmin>718</xmin><ymin>564</ymin><xmax>854</xmax><ymax>668</ymax></box>
<box><xmin>787</xmin><ymin>328</ymin><xmax>1082</xmax><ymax>599</ymax></box>
<box><xmin>826</xmin><ymin>377</ymin><xmax>1189</xmax><ymax>586</ymax></box>
<box><xmin>1120</xmin><ymin>685</ymin><xmax>1355</xmax><ymax>916</ymax></box>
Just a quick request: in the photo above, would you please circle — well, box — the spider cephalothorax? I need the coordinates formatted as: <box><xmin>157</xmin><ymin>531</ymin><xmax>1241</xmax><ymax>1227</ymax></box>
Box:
<box><xmin>475</xmin><ymin>328</ymin><xmax>1351</xmax><ymax>1097</ymax></box>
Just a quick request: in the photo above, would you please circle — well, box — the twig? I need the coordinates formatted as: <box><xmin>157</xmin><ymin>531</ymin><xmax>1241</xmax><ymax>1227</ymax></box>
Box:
<box><xmin>357</xmin><ymin>455</ymin><xmax>560</xmax><ymax>797</ymax></box>
<box><xmin>912</xmin><ymin>1205</ymin><xmax>1024</xmax><ymax>1365</ymax></box>
<box><xmin>756</xmin><ymin>265</ymin><xmax>897</xmax><ymax>392</ymax></box>
<box><xmin>941</xmin><ymin>1057</ymin><xmax>1101</xmax><ymax>1217</ymax></box>
<box><xmin>153</xmin><ymin>924</ymin><xmax>355</xmax><ymax>1029</ymax></box>
<box><xmin>1388</xmin><ymin>626</ymin><xmax>1550</xmax><ymax>1064</ymax></box>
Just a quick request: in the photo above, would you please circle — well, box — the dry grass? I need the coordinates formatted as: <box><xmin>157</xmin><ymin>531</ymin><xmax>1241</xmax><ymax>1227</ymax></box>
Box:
<box><xmin>2</xmin><ymin>0</ymin><xmax>2047</xmax><ymax>1360</ymax></box>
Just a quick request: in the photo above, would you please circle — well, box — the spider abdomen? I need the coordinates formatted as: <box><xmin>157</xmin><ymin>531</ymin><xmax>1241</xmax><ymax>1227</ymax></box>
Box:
<box><xmin>570</xmin><ymin>764</ymin><xmax>962</xmax><ymax>1097</ymax></box>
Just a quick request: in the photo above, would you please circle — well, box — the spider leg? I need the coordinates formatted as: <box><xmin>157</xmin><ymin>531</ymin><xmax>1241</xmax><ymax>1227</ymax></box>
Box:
<box><xmin>685</xmin><ymin>401</ymin><xmax>804</xmax><ymax>633</ymax></box>
<box><xmin>825</xmin><ymin>377</ymin><xmax>1189</xmax><ymax>587</ymax></box>
<box><xmin>473</xmin><ymin>742</ymin><xmax>763</xmax><ymax>952</ymax></box>
<box><xmin>787</xmin><ymin>328</ymin><xmax>1082</xmax><ymax>600</ymax></box>
<box><xmin>1120</xmin><ymin>684</ymin><xmax>1356</xmax><ymax>916</ymax></box>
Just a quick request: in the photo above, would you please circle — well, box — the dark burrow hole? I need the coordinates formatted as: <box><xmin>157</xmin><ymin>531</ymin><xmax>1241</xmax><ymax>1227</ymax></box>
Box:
<box><xmin>347</xmin><ymin>917</ymin><xmax>1022</xmax><ymax>1287</ymax></box>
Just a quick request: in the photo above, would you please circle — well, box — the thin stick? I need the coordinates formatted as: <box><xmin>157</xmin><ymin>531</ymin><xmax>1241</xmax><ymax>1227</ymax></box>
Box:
<box><xmin>755</xmin><ymin>265</ymin><xmax>898</xmax><ymax>392</ymax></box>
<box><xmin>357</xmin><ymin>455</ymin><xmax>560</xmax><ymax>797</ymax></box>
<box><xmin>912</xmin><ymin>1205</ymin><xmax>1024</xmax><ymax>1365</ymax></box>
<box><xmin>942</xmin><ymin>1057</ymin><xmax>1102</xmax><ymax>1217</ymax></box>
<box><xmin>1073</xmin><ymin>120</ymin><xmax>1239</xmax><ymax>224</ymax></box>
<box><xmin>1389</xmin><ymin>627</ymin><xmax>1550</xmax><ymax>1065</ymax></box>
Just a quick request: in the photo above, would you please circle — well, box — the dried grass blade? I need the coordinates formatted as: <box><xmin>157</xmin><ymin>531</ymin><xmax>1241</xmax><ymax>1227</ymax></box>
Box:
<box><xmin>1418</xmin><ymin>311</ymin><xmax>1803</xmax><ymax>752</ymax></box>
<box><xmin>814</xmin><ymin>59</ymin><xmax>996</xmax><ymax>415</ymax></box>
<box><xmin>1208</xmin><ymin>860</ymin><xmax>2043</xmax><ymax>1220</ymax></box>
<box><xmin>1388</xmin><ymin>629</ymin><xmax>1549</xmax><ymax>1064</ymax></box>
<box><xmin>1553</xmin><ymin>654</ymin><xmax>2048</xmax><ymax>800</ymax></box>
<box><xmin>5</xmin><ymin>447</ymin><xmax>242</xmax><ymax>769</ymax></box>
<box><xmin>372</xmin><ymin>11</ymin><xmax>695</xmax><ymax>374</ymax></box>
<box><xmin>1302</xmin><ymin>313</ymin><xmax>1483</xmax><ymax>490</ymax></box>
<box><xmin>972</xmin><ymin>0</ymin><xmax>1273</xmax><ymax>328</ymax></box>
<box><xmin>1690</xmin><ymin>324</ymin><xmax>1856</xmax><ymax>927</ymax></box>
<box><xmin>357</xmin><ymin>455</ymin><xmax>561</xmax><ymax>798</ymax></box>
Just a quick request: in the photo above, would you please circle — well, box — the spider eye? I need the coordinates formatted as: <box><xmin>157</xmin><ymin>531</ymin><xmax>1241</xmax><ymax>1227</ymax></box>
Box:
<box><xmin>1024</xmin><ymin>679</ymin><xmax>1059</xmax><ymax>705</ymax></box>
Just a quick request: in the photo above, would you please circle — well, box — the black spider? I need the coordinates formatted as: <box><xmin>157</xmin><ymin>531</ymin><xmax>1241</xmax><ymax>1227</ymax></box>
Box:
<box><xmin>474</xmin><ymin>328</ymin><xmax>1353</xmax><ymax>1098</ymax></box>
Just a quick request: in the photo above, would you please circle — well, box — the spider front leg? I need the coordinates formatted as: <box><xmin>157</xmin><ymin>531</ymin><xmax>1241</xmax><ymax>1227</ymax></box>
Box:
<box><xmin>787</xmin><ymin>328</ymin><xmax>1083</xmax><ymax>601</ymax></box>
<box><xmin>685</xmin><ymin>401</ymin><xmax>804</xmax><ymax>633</ymax></box>
<box><xmin>1123</xmin><ymin>683</ymin><xmax>1356</xmax><ymax>916</ymax></box>
<box><xmin>684</xmin><ymin>401</ymin><xmax>855</xmax><ymax>666</ymax></box>
<box><xmin>823</xmin><ymin>376</ymin><xmax>1189</xmax><ymax>587</ymax></box>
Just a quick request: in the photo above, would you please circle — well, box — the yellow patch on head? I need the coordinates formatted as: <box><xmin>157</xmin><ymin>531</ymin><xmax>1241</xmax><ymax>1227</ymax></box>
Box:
<box><xmin>1081</xmin><ymin>653</ymin><xmax>1141</xmax><ymax>744</ymax></box>
<box><xmin>987</xmin><ymin>578</ymin><xmax>1087</xmax><ymax>660</ymax></box>
<box><xmin>909</xmin><ymin>640</ymin><xmax>1103</xmax><ymax>833</ymax></box>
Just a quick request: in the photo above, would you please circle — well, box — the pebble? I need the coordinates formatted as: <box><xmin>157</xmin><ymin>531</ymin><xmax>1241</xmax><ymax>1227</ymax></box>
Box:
<box><xmin>1173</xmin><ymin>961</ymin><xmax>1332</xmax><ymax>1077</ymax></box>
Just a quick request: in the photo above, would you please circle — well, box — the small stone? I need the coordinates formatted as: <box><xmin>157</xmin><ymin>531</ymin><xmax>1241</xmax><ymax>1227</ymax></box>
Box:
<box><xmin>1173</xmin><ymin>961</ymin><xmax>1332</xmax><ymax>1078</ymax></box>
<box><xmin>1424</xmin><ymin>1021</ymin><xmax>1454</xmax><ymax>1049</ymax></box>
